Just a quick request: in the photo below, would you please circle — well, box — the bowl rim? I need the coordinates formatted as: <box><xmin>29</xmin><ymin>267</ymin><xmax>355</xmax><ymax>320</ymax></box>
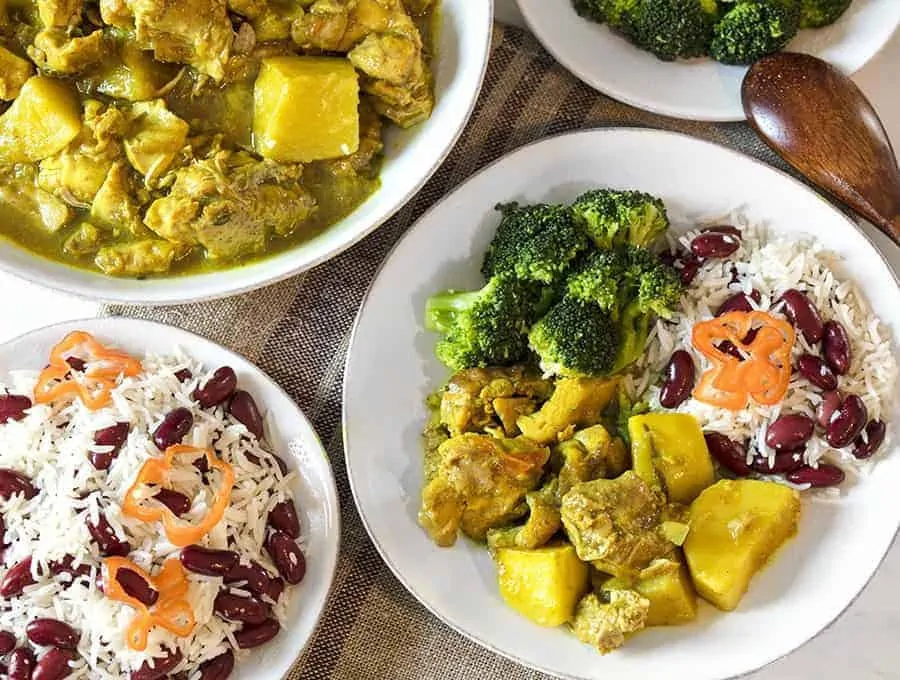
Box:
<box><xmin>341</xmin><ymin>126</ymin><xmax>900</xmax><ymax>680</ymax></box>
<box><xmin>0</xmin><ymin>1</ymin><xmax>495</xmax><ymax>307</ymax></box>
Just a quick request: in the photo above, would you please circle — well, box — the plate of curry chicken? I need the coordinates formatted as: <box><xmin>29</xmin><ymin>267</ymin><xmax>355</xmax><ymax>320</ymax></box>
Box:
<box><xmin>0</xmin><ymin>0</ymin><xmax>492</xmax><ymax>303</ymax></box>
<box><xmin>343</xmin><ymin>129</ymin><xmax>900</xmax><ymax>679</ymax></box>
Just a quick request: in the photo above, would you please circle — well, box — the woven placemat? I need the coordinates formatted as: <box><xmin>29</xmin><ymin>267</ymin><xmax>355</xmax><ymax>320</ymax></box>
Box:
<box><xmin>105</xmin><ymin>23</ymin><xmax>795</xmax><ymax>680</ymax></box>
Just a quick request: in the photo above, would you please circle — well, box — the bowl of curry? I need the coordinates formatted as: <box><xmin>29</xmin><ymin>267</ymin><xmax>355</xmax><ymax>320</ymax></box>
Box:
<box><xmin>0</xmin><ymin>0</ymin><xmax>493</xmax><ymax>303</ymax></box>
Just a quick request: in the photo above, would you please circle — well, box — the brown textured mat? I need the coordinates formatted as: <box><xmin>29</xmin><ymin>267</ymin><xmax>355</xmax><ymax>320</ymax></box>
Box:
<box><xmin>105</xmin><ymin>23</ymin><xmax>797</xmax><ymax>680</ymax></box>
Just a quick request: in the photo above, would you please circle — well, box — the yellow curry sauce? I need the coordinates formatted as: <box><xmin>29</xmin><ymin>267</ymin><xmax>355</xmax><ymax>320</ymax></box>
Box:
<box><xmin>0</xmin><ymin>0</ymin><xmax>438</xmax><ymax>277</ymax></box>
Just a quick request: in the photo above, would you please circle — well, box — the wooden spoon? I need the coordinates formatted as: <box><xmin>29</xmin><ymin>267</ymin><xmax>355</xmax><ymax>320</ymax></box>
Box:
<box><xmin>742</xmin><ymin>52</ymin><xmax>900</xmax><ymax>246</ymax></box>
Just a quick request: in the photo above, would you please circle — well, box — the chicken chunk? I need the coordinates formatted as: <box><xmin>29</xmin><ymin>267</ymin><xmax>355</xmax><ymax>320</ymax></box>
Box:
<box><xmin>554</xmin><ymin>426</ymin><xmax>629</xmax><ymax>497</ymax></box>
<box><xmin>28</xmin><ymin>29</ymin><xmax>105</xmax><ymax>74</ymax></box>
<box><xmin>560</xmin><ymin>471</ymin><xmax>673</xmax><ymax>577</ymax></box>
<box><xmin>418</xmin><ymin>433</ymin><xmax>550</xmax><ymax>547</ymax></box>
<box><xmin>0</xmin><ymin>45</ymin><xmax>33</xmax><ymax>99</ymax></box>
<box><xmin>90</xmin><ymin>162</ymin><xmax>145</xmax><ymax>234</ymax></box>
<box><xmin>94</xmin><ymin>239</ymin><xmax>185</xmax><ymax>276</ymax></box>
<box><xmin>37</xmin><ymin>0</ymin><xmax>83</xmax><ymax>27</ymax></box>
<box><xmin>122</xmin><ymin>0</ymin><xmax>234</xmax><ymax>81</ymax></box>
<box><xmin>144</xmin><ymin>150</ymin><xmax>316</xmax><ymax>260</ymax></box>
<box><xmin>0</xmin><ymin>168</ymin><xmax>72</xmax><ymax>232</ymax></box>
<box><xmin>487</xmin><ymin>478</ymin><xmax>561</xmax><ymax>550</ymax></box>
<box><xmin>250</xmin><ymin>1</ymin><xmax>306</xmax><ymax>41</ymax></box>
<box><xmin>571</xmin><ymin>591</ymin><xmax>649</xmax><ymax>655</ymax></box>
<box><xmin>439</xmin><ymin>366</ymin><xmax>552</xmax><ymax>438</ymax></box>
<box><xmin>517</xmin><ymin>377</ymin><xmax>618</xmax><ymax>446</ymax></box>
<box><xmin>227</xmin><ymin>0</ymin><xmax>267</xmax><ymax>19</ymax></box>
<box><xmin>62</xmin><ymin>221</ymin><xmax>101</xmax><ymax>256</ymax></box>
<box><xmin>123</xmin><ymin>99</ymin><xmax>189</xmax><ymax>181</ymax></box>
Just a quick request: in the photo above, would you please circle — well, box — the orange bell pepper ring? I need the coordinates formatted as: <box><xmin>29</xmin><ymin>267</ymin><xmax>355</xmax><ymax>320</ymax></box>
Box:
<box><xmin>692</xmin><ymin>311</ymin><xmax>795</xmax><ymax>411</ymax></box>
<box><xmin>33</xmin><ymin>331</ymin><xmax>142</xmax><ymax>410</ymax></box>
<box><xmin>122</xmin><ymin>445</ymin><xmax>235</xmax><ymax>547</ymax></box>
<box><xmin>104</xmin><ymin>557</ymin><xmax>195</xmax><ymax>651</ymax></box>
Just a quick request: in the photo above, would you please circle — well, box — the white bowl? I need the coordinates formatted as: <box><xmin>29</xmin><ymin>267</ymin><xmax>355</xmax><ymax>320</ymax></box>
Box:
<box><xmin>0</xmin><ymin>317</ymin><xmax>341</xmax><ymax>679</ymax></box>
<box><xmin>0</xmin><ymin>2</ymin><xmax>494</xmax><ymax>305</ymax></box>
<box><xmin>343</xmin><ymin>128</ymin><xmax>900</xmax><ymax>680</ymax></box>
<box><xmin>516</xmin><ymin>0</ymin><xmax>900</xmax><ymax>121</ymax></box>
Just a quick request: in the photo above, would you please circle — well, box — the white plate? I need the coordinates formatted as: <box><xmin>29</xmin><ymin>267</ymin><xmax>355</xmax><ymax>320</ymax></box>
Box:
<box><xmin>0</xmin><ymin>318</ymin><xmax>340</xmax><ymax>680</ymax></box>
<box><xmin>343</xmin><ymin>129</ymin><xmax>900</xmax><ymax>680</ymax></box>
<box><xmin>516</xmin><ymin>0</ymin><xmax>900</xmax><ymax>121</ymax></box>
<box><xmin>0</xmin><ymin>0</ymin><xmax>493</xmax><ymax>305</ymax></box>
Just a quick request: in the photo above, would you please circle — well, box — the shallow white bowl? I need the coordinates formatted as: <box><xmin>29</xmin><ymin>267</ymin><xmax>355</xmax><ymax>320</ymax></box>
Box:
<box><xmin>0</xmin><ymin>317</ymin><xmax>340</xmax><ymax>679</ymax></box>
<box><xmin>343</xmin><ymin>128</ymin><xmax>900</xmax><ymax>680</ymax></box>
<box><xmin>516</xmin><ymin>0</ymin><xmax>900</xmax><ymax>121</ymax></box>
<box><xmin>0</xmin><ymin>2</ymin><xmax>494</xmax><ymax>305</ymax></box>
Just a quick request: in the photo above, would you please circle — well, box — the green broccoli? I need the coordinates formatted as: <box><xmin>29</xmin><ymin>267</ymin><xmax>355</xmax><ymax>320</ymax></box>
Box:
<box><xmin>425</xmin><ymin>276</ymin><xmax>543</xmax><ymax>371</ymax></box>
<box><xmin>570</xmin><ymin>189</ymin><xmax>670</xmax><ymax>250</ymax></box>
<box><xmin>798</xmin><ymin>0</ymin><xmax>851</xmax><ymax>28</ymax></box>
<box><xmin>567</xmin><ymin>249</ymin><xmax>630</xmax><ymax>319</ymax></box>
<box><xmin>528</xmin><ymin>296</ymin><xmax>620</xmax><ymax>378</ymax></box>
<box><xmin>629</xmin><ymin>0</ymin><xmax>720</xmax><ymax>61</ymax></box>
<box><xmin>572</xmin><ymin>0</ymin><xmax>607</xmax><ymax>21</ymax></box>
<box><xmin>626</xmin><ymin>246</ymin><xmax>684</xmax><ymax>319</ymax></box>
<box><xmin>482</xmin><ymin>202</ymin><xmax>588</xmax><ymax>285</ymax></box>
<box><xmin>710</xmin><ymin>0</ymin><xmax>801</xmax><ymax>65</ymax></box>
<box><xmin>572</xmin><ymin>0</ymin><xmax>640</xmax><ymax>29</ymax></box>
<box><xmin>612</xmin><ymin>390</ymin><xmax>650</xmax><ymax>445</ymax></box>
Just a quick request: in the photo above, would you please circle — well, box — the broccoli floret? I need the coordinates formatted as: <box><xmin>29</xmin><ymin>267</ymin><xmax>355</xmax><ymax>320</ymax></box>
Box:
<box><xmin>528</xmin><ymin>297</ymin><xmax>619</xmax><ymax>378</ymax></box>
<box><xmin>629</xmin><ymin>0</ymin><xmax>719</xmax><ymax>61</ymax></box>
<box><xmin>482</xmin><ymin>202</ymin><xmax>588</xmax><ymax>285</ymax></box>
<box><xmin>626</xmin><ymin>246</ymin><xmax>684</xmax><ymax>319</ymax></box>
<box><xmin>710</xmin><ymin>0</ymin><xmax>801</xmax><ymax>65</ymax></box>
<box><xmin>425</xmin><ymin>276</ymin><xmax>544</xmax><ymax>371</ymax></box>
<box><xmin>570</xmin><ymin>189</ymin><xmax>670</xmax><ymax>250</ymax></box>
<box><xmin>567</xmin><ymin>249</ymin><xmax>630</xmax><ymax>318</ymax></box>
<box><xmin>613</xmin><ymin>300</ymin><xmax>651</xmax><ymax>372</ymax></box>
<box><xmin>573</xmin><ymin>0</ymin><xmax>607</xmax><ymax>21</ymax></box>
<box><xmin>572</xmin><ymin>0</ymin><xmax>640</xmax><ymax>29</ymax></box>
<box><xmin>798</xmin><ymin>0</ymin><xmax>850</xmax><ymax>28</ymax></box>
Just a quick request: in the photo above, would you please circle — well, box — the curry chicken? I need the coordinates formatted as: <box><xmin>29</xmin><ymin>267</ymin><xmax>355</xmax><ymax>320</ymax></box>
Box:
<box><xmin>0</xmin><ymin>0</ymin><xmax>437</xmax><ymax>276</ymax></box>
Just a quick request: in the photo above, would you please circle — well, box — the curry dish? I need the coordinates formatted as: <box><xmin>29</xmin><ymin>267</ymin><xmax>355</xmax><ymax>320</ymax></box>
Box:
<box><xmin>0</xmin><ymin>0</ymin><xmax>437</xmax><ymax>277</ymax></box>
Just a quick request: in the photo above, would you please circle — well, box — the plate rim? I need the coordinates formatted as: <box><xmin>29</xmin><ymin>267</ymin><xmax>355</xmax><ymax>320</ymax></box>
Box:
<box><xmin>341</xmin><ymin>126</ymin><xmax>900</xmax><ymax>680</ymax></box>
<box><xmin>514</xmin><ymin>0</ymin><xmax>900</xmax><ymax>122</ymax></box>
<box><xmin>0</xmin><ymin>316</ymin><xmax>342</xmax><ymax>679</ymax></box>
<box><xmin>0</xmin><ymin>0</ymin><xmax>496</xmax><ymax>307</ymax></box>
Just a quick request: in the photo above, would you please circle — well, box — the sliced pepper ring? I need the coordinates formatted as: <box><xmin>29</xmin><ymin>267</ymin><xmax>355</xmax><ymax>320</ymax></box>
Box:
<box><xmin>122</xmin><ymin>445</ymin><xmax>235</xmax><ymax>547</ymax></box>
<box><xmin>103</xmin><ymin>557</ymin><xmax>195</xmax><ymax>651</ymax></box>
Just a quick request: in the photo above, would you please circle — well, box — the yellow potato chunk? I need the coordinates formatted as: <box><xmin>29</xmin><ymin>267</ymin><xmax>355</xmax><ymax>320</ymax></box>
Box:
<box><xmin>605</xmin><ymin>558</ymin><xmax>698</xmax><ymax>626</ymax></box>
<box><xmin>629</xmin><ymin>413</ymin><xmax>715</xmax><ymax>504</ymax></box>
<box><xmin>494</xmin><ymin>543</ymin><xmax>589</xmax><ymax>627</ymax></box>
<box><xmin>253</xmin><ymin>56</ymin><xmax>360</xmax><ymax>163</ymax></box>
<box><xmin>518</xmin><ymin>377</ymin><xmax>619</xmax><ymax>446</ymax></box>
<box><xmin>685</xmin><ymin>479</ymin><xmax>800</xmax><ymax>611</ymax></box>
<box><xmin>124</xmin><ymin>100</ymin><xmax>189</xmax><ymax>181</ymax></box>
<box><xmin>0</xmin><ymin>76</ymin><xmax>81</xmax><ymax>164</ymax></box>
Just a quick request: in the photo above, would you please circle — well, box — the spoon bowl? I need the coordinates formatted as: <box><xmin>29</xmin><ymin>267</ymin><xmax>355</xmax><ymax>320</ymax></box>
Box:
<box><xmin>742</xmin><ymin>51</ymin><xmax>900</xmax><ymax>245</ymax></box>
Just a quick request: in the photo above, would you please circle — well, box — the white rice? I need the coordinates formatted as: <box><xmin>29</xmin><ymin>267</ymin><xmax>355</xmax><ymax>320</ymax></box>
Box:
<box><xmin>0</xmin><ymin>349</ymin><xmax>302</xmax><ymax>677</ymax></box>
<box><xmin>624</xmin><ymin>216</ymin><xmax>898</xmax><ymax>491</ymax></box>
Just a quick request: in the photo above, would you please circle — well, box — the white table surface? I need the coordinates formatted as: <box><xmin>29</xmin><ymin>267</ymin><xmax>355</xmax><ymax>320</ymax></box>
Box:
<box><xmin>3</xmin><ymin>5</ymin><xmax>900</xmax><ymax>677</ymax></box>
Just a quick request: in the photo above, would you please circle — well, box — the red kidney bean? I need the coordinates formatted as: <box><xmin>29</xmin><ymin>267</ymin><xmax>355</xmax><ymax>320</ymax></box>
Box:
<box><xmin>765</xmin><ymin>414</ymin><xmax>815</xmax><ymax>452</ymax></box>
<box><xmin>86</xmin><ymin>513</ymin><xmax>130</xmax><ymax>557</ymax></box>
<box><xmin>796</xmin><ymin>354</ymin><xmax>838</xmax><ymax>391</ymax></box>
<box><xmin>130</xmin><ymin>648</ymin><xmax>182</xmax><ymax>680</ymax></box>
<box><xmin>752</xmin><ymin>451</ymin><xmax>805</xmax><ymax>474</ymax></box>
<box><xmin>154</xmin><ymin>489</ymin><xmax>191</xmax><ymax>517</ymax></box>
<box><xmin>716</xmin><ymin>340</ymin><xmax>744</xmax><ymax>361</ymax></box>
<box><xmin>704</xmin><ymin>433</ymin><xmax>751</xmax><ymax>476</ymax></box>
<box><xmin>193</xmin><ymin>367</ymin><xmax>237</xmax><ymax>408</ymax></box>
<box><xmin>64</xmin><ymin>357</ymin><xmax>86</xmax><ymax>372</ymax></box>
<box><xmin>116</xmin><ymin>568</ymin><xmax>158</xmax><ymax>606</ymax></box>
<box><xmin>659</xmin><ymin>350</ymin><xmax>694</xmax><ymax>408</ymax></box>
<box><xmin>716</xmin><ymin>290</ymin><xmax>761</xmax><ymax>316</ymax></box>
<box><xmin>193</xmin><ymin>456</ymin><xmax>209</xmax><ymax>474</ymax></box>
<box><xmin>180</xmin><ymin>546</ymin><xmax>238</xmax><ymax>577</ymax></box>
<box><xmin>1</xmin><ymin>558</ymin><xmax>35</xmax><ymax>597</ymax></box>
<box><xmin>678</xmin><ymin>257</ymin><xmax>703</xmax><ymax>285</ymax></box>
<box><xmin>174</xmin><ymin>369</ymin><xmax>192</xmax><ymax>383</ymax></box>
<box><xmin>214</xmin><ymin>590</ymin><xmax>270</xmax><ymax>625</ymax></box>
<box><xmin>816</xmin><ymin>390</ymin><xmax>842</xmax><ymax>428</ymax></box>
<box><xmin>703</xmin><ymin>225</ymin><xmax>742</xmax><ymax>239</ymax></box>
<box><xmin>823</xmin><ymin>320</ymin><xmax>851</xmax><ymax>375</ymax></box>
<box><xmin>269</xmin><ymin>455</ymin><xmax>288</xmax><ymax>477</ymax></box>
<box><xmin>228</xmin><ymin>391</ymin><xmax>264</xmax><ymax>439</ymax></box>
<box><xmin>33</xmin><ymin>648</ymin><xmax>76</xmax><ymax>680</ymax></box>
<box><xmin>0</xmin><ymin>630</ymin><xmax>16</xmax><ymax>654</ymax></box>
<box><xmin>26</xmin><ymin>619</ymin><xmax>78</xmax><ymax>649</ymax></box>
<box><xmin>266</xmin><ymin>531</ymin><xmax>306</xmax><ymax>585</ymax></box>
<box><xmin>826</xmin><ymin>394</ymin><xmax>868</xmax><ymax>448</ymax></box>
<box><xmin>90</xmin><ymin>422</ymin><xmax>130</xmax><ymax>470</ymax></box>
<box><xmin>691</xmin><ymin>230</ymin><xmax>741</xmax><ymax>259</ymax></box>
<box><xmin>234</xmin><ymin>619</ymin><xmax>280</xmax><ymax>649</ymax></box>
<box><xmin>48</xmin><ymin>556</ymin><xmax>91</xmax><ymax>586</ymax></box>
<box><xmin>779</xmin><ymin>289</ymin><xmax>824</xmax><ymax>345</ymax></box>
<box><xmin>786</xmin><ymin>464</ymin><xmax>845</xmax><ymax>487</ymax></box>
<box><xmin>268</xmin><ymin>500</ymin><xmax>300</xmax><ymax>539</ymax></box>
<box><xmin>224</xmin><ymin>561</ymin><xmax>283</xmax><ymax>602</ymax></box>
<box><xmin>153</xmin><ymin>408</ymin><xmax>193</xmax><ymax>451</ymax></box>
<box><xmin>198</xmin><ymin>649</ymin><xmax>234</xmax><ymax>680</ymax></box>
<box><xmin>853</xmin><ymin>419</ymin><xmax>886</xmax><ymax>460</ymax></box>
<box><xmin>9</xmin><ymin>648</ymin><xmax>36</xmax><ymax>680</ymax></box>
<box><xmin>0</xmin><ymin>395</ymin><xmax>32</xmax><ymax>424</ymax></box>
<box><xmin>0</xmin><ymin>470</ymin><xmax>37</xmax><ymax>500</ymax></box>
